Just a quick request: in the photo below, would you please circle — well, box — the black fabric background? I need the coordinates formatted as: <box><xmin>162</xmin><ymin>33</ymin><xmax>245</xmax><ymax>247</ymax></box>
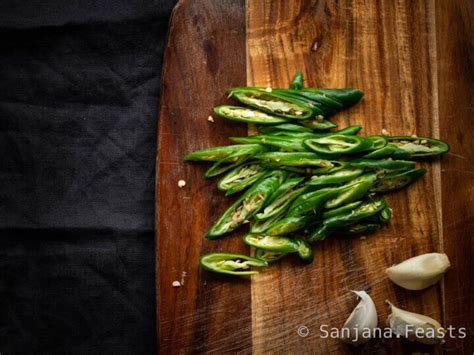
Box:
<box><xmin>0</xmin><ymin>1</ymin><xmax>176</xmax><ymax>353</ymax></box>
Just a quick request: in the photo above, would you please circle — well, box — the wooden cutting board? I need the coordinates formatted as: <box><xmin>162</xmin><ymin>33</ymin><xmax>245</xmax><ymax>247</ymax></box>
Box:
<box><xmin>156</xmin><ymin>0</ymin><xmax>473</xmax><ymax>353</ymax></box>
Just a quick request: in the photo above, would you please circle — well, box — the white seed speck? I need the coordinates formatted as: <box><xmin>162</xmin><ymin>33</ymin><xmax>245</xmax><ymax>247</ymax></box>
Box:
<box><xmin>421</xmin><ymin>139</ymin><xmax>428</xmax><ymax>144</ymax></box>
<box><xmin>411</xmin><ymin>134</ymin><xmax>418</xmax><ymax>138</ymax></box>
<box><xmin>172</xmin><ymin>281</ymin><xmax>181</xmax><ymax>287</ymax></box>
<box><xmin>265</xmin><ymin>87</ymin><xmax>272</xmax><ymax>92</ymax></box>
<box><xmin>381</xmin><ymin>128</ymin><xmax>389</xmax><ymax>136</ymax></box>
<box><xmin>178</xmin><ymin>180</ymin><xmax>186</xmax><ymax>188</ymax></box>
<box><xmin>207</xmin><ymin>115</ymin><xmax>215</xmax><ymax>123</ymax></box>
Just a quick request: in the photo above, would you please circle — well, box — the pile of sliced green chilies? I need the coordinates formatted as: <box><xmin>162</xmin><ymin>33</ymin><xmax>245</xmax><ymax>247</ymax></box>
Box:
<box><xmin>185</xmin><ymin>72</ymin><xmax>449</xmax><ymax>276</ymax></box>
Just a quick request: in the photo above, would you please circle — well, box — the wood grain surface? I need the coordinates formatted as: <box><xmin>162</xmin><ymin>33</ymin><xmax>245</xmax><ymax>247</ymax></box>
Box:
<box><xmin>156</xmin><ymin>0</ymin><xmax>473</xmax><ymax>353</ymax></box>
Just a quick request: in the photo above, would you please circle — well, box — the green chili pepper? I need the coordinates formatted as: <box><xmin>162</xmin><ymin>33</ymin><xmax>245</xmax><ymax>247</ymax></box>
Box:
<box><xmin>258</xmin><ymin>123</ymin><xmax>313</xmax><ymax>134</ymax></box>
<box><xmin>200</xmin><ymin>253</ymin><xmax>268</xmax><ymax>275</ymax></box>
<box><xmin>266</xmin><ymin>216</ymin><xmax>312</xmax><ymax>235</ymax></box>
<box><xmin>231</xmin><ymin>135</ymin><xmax>307</xmax><ymax>152</ymax></box>
<box><xmin>308</xmin><ymin>224</ymin><xmax>333</xmax><ymax>242</ymax></box>
<box><xmin>264</xmin><ymin>176</ymin><xmax>305</xmax><ymax>206</ymax></box>
<box><xmin>217</xmin><ymin>162</ymin><xmax>267</xmax><ymax>195</ymax></box>
<box><xmin>296</xmin><ymin>239</ymin><xmax>314</xmax><ymax>263</ymax></box>
<box><xmin>256</xmin><ymin>185</ymin><xmax>307</xmax><ymax>221</ymax></box>
<box><xmin>367</xmin><ymin>135</ymin><xmax>388</xmax><ymax>150</ymax></box>
<box><xmin>362</xmin><ymin>144</ymin><xmax>398</xmax><ymax>159</ymax></box>
<box><xmin>243</xmin><ymin>233</ymin><xmax>299</xmax><ymax>253</ymax></box>
<box><xmin>227</xmin><ymin>88</ymin><xmax>313</xmax><ymax>120</ymax></box>
<box><xmin>254</xmin><ymin>249</ymin><xmax>288</xmax><ymax>263</ymax></box>
<box><xmin>346</xmin><ymin>158</ymin><xmax>416</xmax><ymax>172</ymax></box>
<box><xmin>323</xmin><ymin>199</ymin><xmax>386</xmax><ymax>228</ymax></box>
<box><xmin>185</xmin><ymin>144</ymin><xmax>263</xmax><ymax>162</ymax></box>
<box><xmin>322</xmin><ymin>200</ymin><xmax>364</xmax><ymax>219</ymax></box>
<box><xmin>214</xmin><ymin>105</ymin><xmax>290</xmax><ymax>125</ymax></box>
<box><xmin>250</xmin><ymin>211</ymin><xmax>285</xmax><ymax>233</ymax></box>
<box><xmin>206</xmin><ymin>171</ymin><xmax>286</xmax><ymax>239</ymax></box>
<box><xmin>324</xmin><ymin>173</ymin><xmax>377</xmax><ymax>209</ymax></box>
<box><xmin>255</xmin><ymin>152</ymin><xmax>334</xmax><ymax>168</ymax></box>
<box><xmin>308</xmin><ymin>168</ymin><xmax>364</xmax><ymax>187</ymax></box>
<box><xmin>205</xmin><ymin>144</ymin><xmax>268</xmax><ymax>178</ymax></box>
<box><xmin>377</xmin><ymin>205</ymin><xmax>393</xmax><ymax>223</ymax></box>
<box><xmin>387</xmin><ymin>136</ymin><xmax>449</xmax><ymax>157</ymax></box>
<box><xmin>370</xmin><ymin>168</ymin><xmax>427</xmax><ymax>192</ymax></box>
<box><xmin>289</xmin><ymin>71</ymin><xmax>304</xmax><ymax>90</ymax></box>
<box><xmin>340</xmin><ymin>222</ymin><xmax>381</xmax><ymax>235</ymax></box>
<box><xmin>301</xmin><ymin>118</ymin><xmax>337</xmax><ymax>130</ymax></box>
<box><xmin>304</xmin><ymin>135</ymin><xmax>373</xmax><ymax>155</ymax></box>
<box><xmin>286</xmin><ymin>187</ymin><xmax>341</xmax><ymax>217</ymax></box>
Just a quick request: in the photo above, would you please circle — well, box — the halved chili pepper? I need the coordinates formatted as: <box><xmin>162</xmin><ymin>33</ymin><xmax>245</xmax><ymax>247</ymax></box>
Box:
<box><xmin>250</xmin><ymin>210</ymin><xmax>285</xmax><ymax>234</ymax></box>
<box><xmin>308</xmin><ymin>168</ymin><xmax>364</xmax><ymax>187</ymax></box>
<box><xmin>185</xmin><ymin>144</ymin><xmax>263</xmax><ymax>162</ymax></box>
<box><xmin>254</xmin><ymin>248</ymin><xmax>288</xmax><ymax>263</ymax></box>
<box><xmin>322</xmin><ymin>200</ymin><xmax>364</xmax><ymax>219</ymax></box>
<box><xmin>370</xmin><ymin>168</ymin><xmax>427</xmax><ymax>192</ymax></box>
<box><xmin>308</xmin><ymin>224</ymin><xmax>333</xmax><ymax>242</ymax></box>
<box><xmin>304</xmin><ymin>135</ymin><xmax>373</xmax><ymax>155</ymax></box>
<box><xmin>286</xmin><ymin>187</ymin><xmax>342</xmax><ymax>217</ymax></box>
<box><xmin>387</xmin><ymin>136</ymin><xmax>449</xmax><ymax>157</ymax></box>
<box><xmin>346</xmin><ymin>158</ymin><xmax>416</xmax><ymax>172</ymax></box>
<box><xmin>362</xmin><ymin>144</ymin><xmax>398</xmax><ymax>159</ymax></box>
<box><xmin>206</xmin><ymin>171</ymin><xmax>286</xmax><ymax>239</ymax></box>
<box><xmin>264</xmin><ymin>176</ymin><xmax>306</xmax><ymax>207</ymax></box>
<box><xmin>200</xmin><ymin>253</ymin><xmax>268</xmax><ymax>275</ymax></box>
<box><xmin>217</xmin><ymin>162</ymin><xmax>267</xmax><ymax>195</ymax></box>
<box><xmin>258</xmin><ymin>123</ymin><xmax>313</xmax><ymax>134</ymax></box>
<box><xmin>255</xmin><ymin>152</ymin><xmax>334</xmax><ymax>168</ymax></box>
<box><xmin>227</xmin><ymin>88</ymin><xmax>313</xmax><ymax>120</ymax></box>
<box><xmin>377</xmin><ymin>205</ymin><xmax>392</xmax><ymax>223</ymax></box>
<box><xmin>296</xmin><ymin>239</ymin><xmax>314</xmax><ymax>263</ymax></box>
<box><xmin>289</xmin><ymin>71</ymin><xmax>304</xmax><ymax>90</ymax></box>
<box><xmin>214</xmin><ymin>105</ymin><xmax>290</xmax><ymax>125</ymax></box>
<box><xmin>243</xmin><ymin>233</ymin><xmax>300</xmax><ymax>253</ymax></box>
<box><xmin>266</xmin><ymin>216</ymin><xmax>312</xmax><ymax>235</ymax></box>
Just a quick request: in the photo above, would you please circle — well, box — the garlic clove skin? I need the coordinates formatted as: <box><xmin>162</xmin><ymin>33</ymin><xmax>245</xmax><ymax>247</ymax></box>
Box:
<box><xmin>340</xmin><ymin>290</ymin><xmax>378</xmax><ymax>346</ymax></box>
<box><xmin>386</xmin><ymin>253</ymin><xmax>450</xmax><ymax>290</ymax></box>
<box><xmin>386</xmin><ymin>301</ymin><xmax>446</xmax><ymax>344</ymax></box>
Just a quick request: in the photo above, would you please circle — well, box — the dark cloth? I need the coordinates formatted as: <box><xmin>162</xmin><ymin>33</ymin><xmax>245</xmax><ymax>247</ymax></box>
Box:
<box><xmin>0</xmin><ymin>1</ymin><xmax>176</xmax><ymax>353</ymax></box>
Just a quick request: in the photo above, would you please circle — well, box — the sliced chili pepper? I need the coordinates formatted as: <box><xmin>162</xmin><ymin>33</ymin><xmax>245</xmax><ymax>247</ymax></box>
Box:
<box><xmin>377</xmin><ymin>205</ymin><xmax>392</xmax><ymax>223</ymax></box>
<box><xmin>340</xmin><ymin>222</ymin><xmax>381</xmax><ymax>235</ymax></box>
<box><xmin>362</xmin><ymin>144</ymin><xmax>398</xmax><ymax>159</ymax></box>
<box><xmin>304</xmin><ymin>135</ymin><xmax>373</xmax><ymax>155</ymax></box>
<box><xmin>286</xmin><ymin>187</ymin><xmax>341</xmax><ymax>217</ymax></box>
<box><xmin>289</xmin><ymin>71</ymin><xmax>304</xmax><ymax>90</ymax></box>
<box><xmin>205</xmin><ymin>144</ymin><xmax>269</xmax><ymax>178</ymax></box>
<box><xmin>324</xmin><ymin>172</ymin><xmax>377</xmax><ymax>209</ymax></box>
<box><xmin>217</xmin><ymin>162</ymin><xmax>267</xmax><ymax>195</ymax></box>
<box><xmin>301</xmin><ymin>118</ymin><xmax>337</xmax><ymax>130</ymax></box>
<box><xmin>322</xmin><ymin>200</ymin><xmax>364</xmax><ymax>219</ymax></box>
<box><xmin>254</xmin><ymin>249</ymin><xmax>288</xmax><ymax>263</ymax></box>
<box><xmin>200</xmin><ymin>253</ymin><xmax>268</xmax><ymax>275</ymax></box>
<box><xmin>243</xmin><ymin>233</ymin><xmax>300</xmax><ymax>253</ymax></box>
<box><xmin>255</xmin><ymin>152</ymin><xmax>334</xmax><ymax>168</ymax></box>
<box><xmin>255</xmin><ymin>185</ymin><xmax>307</xmax><ymax>221</ymax></box>
<box><xmin>206</xmin><ymin>171</ymin><xmax>286</xmax><ymax>239</ymax></box>
<box><xmin>266</xmin><ymin>216</ymin><xmax>312</xmax><ymax>235</ymax></box>
<box><xmin>214</xmin><ymin>105</ymin><xmax>290</xmax><ymax>125</ymax></box>
<box><xmin>258</xmin><ymin>123</ymin><xmax>313</xmax><ymax>134</ymax></box>
<box><xmin>231</xmin><ymin>135</ymin><xmax>307</xmax><ymax>152</ymax></box>
<box><xmin>346</xmin><ymin>158</ymin><xmax>416</xmax><ymax>172</ymax></box>
<box><xmin>185</xmin><ymin>144</ymin><xmax>263</xmax><ymax>162</ymax></box>
<box><xmin>370</xmin><ymin>168</ymin><xmax>427</xmax><ymax>192</ymax></box>
<box><xmin>264</xmin><ymin>176</ymin><xmax>305</xmax><ymax>207</ymax></box>
<box><xmin>227</xmin><ymin>88</ymin><xmax>313</xmax><ymax>120</ymax></box>
<box><xmin>308</xmin><ymin>168</ymin><xmax>364</xmax><ymax>187</ymax></box>
<box><xmin>387</xmin><ymin>136</ymin><xmax>449</xmax><ymax>157</ymax></box>
<box><xmin>367</xmin><ymin>135</ymin><xmax>388</xmax><ymax>150</ymax></box>
<box><xmin>296</xmin><ymin>239</ymin><xmax>314</xmax><ymax>263</ymax></box>
<box><xmin>323</xmin><ymin>199</ymin><xmax>386</xmax><ymax>228</ymax></box>
<box><xmin>308</xmin><ymin>224</ymin><xmax>333</xmax><ymax>242</ymax></box>
<box><xmin>250</xmin><ymin>210</ymin><xmax>285</xmax><ymax>234</ymax></box>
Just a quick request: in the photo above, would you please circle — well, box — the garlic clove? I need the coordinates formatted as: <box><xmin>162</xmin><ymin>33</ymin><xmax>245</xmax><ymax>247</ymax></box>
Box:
<box><xmin>386</xmin><ymin>253</ymin><xmax>450</xmax><ymax>290</ymax></box>
<box><xmin>386</xmin><ymin>301</ymin><xmax>446</xmax><ymax>344</ymax></box>
<box><xmin>340</xmin><ymin>290</ymin><xmax>378</xmax><ymax>345</ymax></box>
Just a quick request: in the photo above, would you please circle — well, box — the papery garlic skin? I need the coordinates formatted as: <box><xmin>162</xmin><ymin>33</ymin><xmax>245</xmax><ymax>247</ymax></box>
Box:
<box><xmin>340</xmin><ymin>291</ymin><xmax>378</xmax><ymax>345</ymax></box>
<box><xmin>386</xmin><ymin>253</ymin><xmax>450</xmax><ymax>290</ymax></box>
<box><xmin>386</xmin><ymin>301</ymin><xmax>446</xmax><ymax>344</ymax></box>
